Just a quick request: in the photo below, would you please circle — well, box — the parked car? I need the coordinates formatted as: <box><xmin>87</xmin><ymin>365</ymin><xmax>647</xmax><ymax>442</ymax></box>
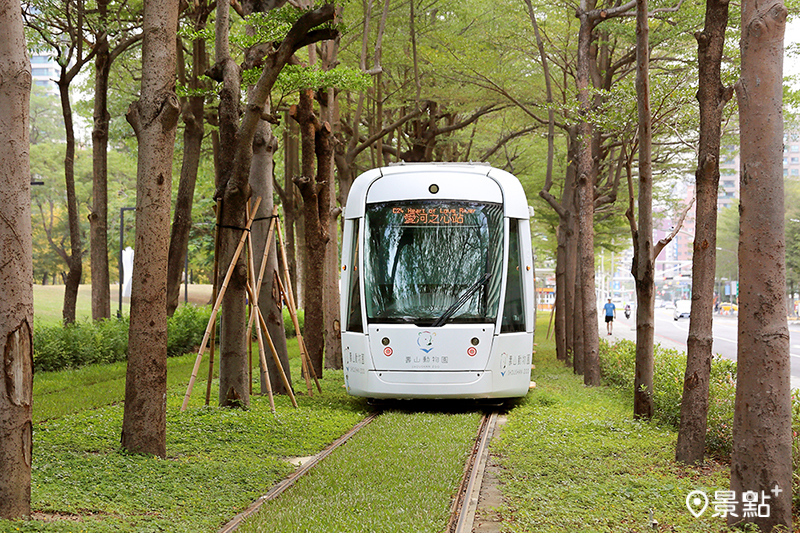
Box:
<box><xmin>673</xmin><ymin>299</ymin><xmax>691</xmax><ymax>321</ymax></box>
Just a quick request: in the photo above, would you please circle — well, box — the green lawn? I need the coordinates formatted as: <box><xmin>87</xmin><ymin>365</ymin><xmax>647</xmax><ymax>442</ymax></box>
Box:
<box><xmin>33</xmin><ymin>284</ymin><xmax>213</xmax><ymax>325</ymax></box>
<box><xmin>2</xmin><ymin>338</ymin><xmax>371</xmax><ymax>533</ymax></box>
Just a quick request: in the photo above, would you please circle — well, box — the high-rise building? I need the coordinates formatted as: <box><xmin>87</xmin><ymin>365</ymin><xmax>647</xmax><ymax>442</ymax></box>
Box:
<box><xmin>30</xmin><ymin>52</ymin><xmax>59</xmax><ymax>93</ymax></box>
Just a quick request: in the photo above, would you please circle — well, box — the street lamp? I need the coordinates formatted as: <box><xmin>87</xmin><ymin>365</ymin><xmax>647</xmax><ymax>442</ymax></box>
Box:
<box><xmin>118</xmin><ymin>207</ymin><xmax>136</xmax><ymax>318</ymax></box>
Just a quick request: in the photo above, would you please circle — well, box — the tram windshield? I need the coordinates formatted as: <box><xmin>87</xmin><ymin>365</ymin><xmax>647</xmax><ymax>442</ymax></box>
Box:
<box><xmin>363</xmin><ymin>200</ymin><xmax>504</xmax><ymax>325</ymax></box>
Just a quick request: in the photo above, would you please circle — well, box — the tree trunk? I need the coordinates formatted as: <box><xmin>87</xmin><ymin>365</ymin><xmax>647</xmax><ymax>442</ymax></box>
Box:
<box><xmin>90</xmin><ymin>15</ymin><xmax>111</xmax><ymax>321</ymax></box>
<box><xmin>573</xmin><ymin>257</ymin><xmax>585</xmax><ymax>376</ymax></box>
<box><xmin>729</xmin><ymin>0</ymin><xmax>791</xmax><ymax>527</ymax></box>
<box><xmin>167</xmin><ymin>15</ymin><xmax>209</xmax><ymax>317</ymax></box>
<box><xmin>632</xmin><ymin>0</ymin><xmax>655</xmax><ymax>419</ymax></box>
<box><xmin>676</xmin><ymin>0</ymin><xmax>730</xmax><ymax>464</ymax></box>
<box><xmin>293</xmin><ymin>89</ymin><xmax>330</xmax><ymax>378</ymax></box>
<box><xmin>283</xmin><ymin>112</ymin><xmax>301</xmax><ymax>302</ymax></box>
<box><xmin>250</xmin><ymin>117</ymin><xmax>292</xmax><ymax>393</ymax></box>
<box><xmin>57</xmin><ymin>77</ymin><xmax>82</xmax><ymax>325</ymax></box>
<box><xmin>321</xmin><ymin>40</ymin><xmax>342</xmax><ymax>371</ymax></box>
<box><xmin>575</xmin><ymin>8</ymin><xmax>600</xmax><ymax>386</ymax></box>
<box><xmin>0</xmin><ymin>3</ymin><xmax>33</xmax><ymax>516</ymax></box>
<box><xmin>121</xmin><ymin>0</ymin><xmax>180</xmax><ymax>457</ymax></box>
<box><xmin>212</xmin><ymin>4</ymin><xmax>338</xmax><ymax>401</ymax></box>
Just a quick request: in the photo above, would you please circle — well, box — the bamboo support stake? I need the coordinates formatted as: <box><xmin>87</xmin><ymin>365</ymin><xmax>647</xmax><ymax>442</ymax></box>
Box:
<box><xmin>206</xmin><ymin>200</ymin><xmax>223</xmax><ymax>405</ymax></box>
<box><xmin>274</xmin><ymin>272</ymin><xmax>313</xmax><ymax>395</ymax></box>
<box><xmin>275</xmin><ymin>217</ymin><xmax>321</xmax><ymax>393</ymax></box>
<box><xmin>245</xmin><ymin>281</ymin><xmax>298</xmax><ymax>408</ymax></box>
<box><xmin>247</xmin><ymin>300</ymin><xmax>275</xmax><ymax>412</ymax></box>
<box><xmin>244</xmin><ymin>205</ymin><xmax>279</xmax><ymax>385</ymax></box>
<box><xmin>245</xmin><ymin>202</ymin><xmax>275</xmax><ymax>411</ymax></box>
<box><xmin>181</xmin><ymin>196</ymin><xmax>262</xmax><ymax>411</ymax></box>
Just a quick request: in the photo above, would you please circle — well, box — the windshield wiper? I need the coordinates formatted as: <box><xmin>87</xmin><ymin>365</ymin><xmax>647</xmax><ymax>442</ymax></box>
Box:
<box><xmin>430</xmin><ymin>272</ymin><xmax>491</xmax><ymax>328</ymax></box>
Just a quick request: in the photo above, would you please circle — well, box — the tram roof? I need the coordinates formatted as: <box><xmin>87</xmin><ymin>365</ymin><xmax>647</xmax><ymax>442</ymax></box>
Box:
<box><xmin>344</xmin><ymin>163</ymin><xmax>530</xmax><ymax>219</ymax></box>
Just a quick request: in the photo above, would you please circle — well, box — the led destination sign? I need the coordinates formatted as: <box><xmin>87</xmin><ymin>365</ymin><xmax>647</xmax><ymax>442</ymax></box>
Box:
<box><xmin>392</xmin><ymin>206</ymin><xmax>476</xmax><ymax>225</ymax></box>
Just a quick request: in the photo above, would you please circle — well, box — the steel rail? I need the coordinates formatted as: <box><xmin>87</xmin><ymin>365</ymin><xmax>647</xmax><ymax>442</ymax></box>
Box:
<box><xmin>218</xmin><ymin>412</ymin><xmax>379</xmax><ymax>533</ymax></box>
<box><xmin>446</xmin><ymin>411</ymin><xmax>499</xmax><ymax>533</ymax></box>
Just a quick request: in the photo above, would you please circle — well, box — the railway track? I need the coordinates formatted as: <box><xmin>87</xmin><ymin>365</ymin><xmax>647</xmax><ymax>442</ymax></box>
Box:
<box><xmin>218</xmin><ymin>408</ymin><xmax>499</xmax><ymax>533</ymax></box>
<box><xmin>446</xmin><ymin>411</ymin><xmax>499</xmax><ymax>533</ymax></box>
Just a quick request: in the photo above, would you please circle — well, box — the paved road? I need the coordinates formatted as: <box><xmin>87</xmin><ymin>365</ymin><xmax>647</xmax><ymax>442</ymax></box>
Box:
<box><xmin>604</xmin><ymin>307</ymin><xmax>800</xmax><ymax>390</ymax></box>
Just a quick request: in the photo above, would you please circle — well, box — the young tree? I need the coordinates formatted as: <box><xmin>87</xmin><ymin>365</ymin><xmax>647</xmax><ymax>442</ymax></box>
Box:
<box><xmin>121</xmin><ymin>0</ymin><xmax>181</xmax><ymax>457</ymax></box>
<box><xmin>166</xmin><ymin>0</ymin><xmax>213</xmax><ymax>317</ymax></box>
<box><xmin>212</xmin><ymin>2</ymin><xmax>338</xmax><ymax>406</ymax></box>
<box><xmin>729</xmin><ymin>0</ymin><xmax>791</xmax><ymax>527</ymax></box>
<box><xmin>676</xmin><ymin>0</ymin><xmax>731</xmax><ymax>464</ymax></box>
<box><xmin>0</xmin><ymin>0</ymin><xmax>33</xmax><ymax>518</ymax></box>
<box><xmin>25</xmin><ymin>0</ymin><xmax>100</xmax><ymax>324</ymax></box>
<box><xmin>89</xmin><ymin>0</ymin><xmax>142</xmax><ymax>321</ymax></box>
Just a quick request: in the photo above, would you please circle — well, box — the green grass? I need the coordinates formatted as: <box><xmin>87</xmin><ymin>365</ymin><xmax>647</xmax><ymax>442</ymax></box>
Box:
<box><xmin>32</xmin><ymin>284</ymin><xmax>213</xmax><ymax>325</ymax></box>
<box><xmin>33</xmin><ymin>284</ymin><xmax>108</xmax><ymax>325</ymax></box>
<box><xmin>491</xmin><ymin>321</ymin><xmax>769</xmax><ymax>532</ymax></box>
<box><xmin>2</xmin><ymin>340</ymin><xmax>371</xmax><ymax>533</ymax></box>
<box><xmin>237</xmin><ymin>410</ymin><xmax>483</xmax><ymax>533</ymax></box>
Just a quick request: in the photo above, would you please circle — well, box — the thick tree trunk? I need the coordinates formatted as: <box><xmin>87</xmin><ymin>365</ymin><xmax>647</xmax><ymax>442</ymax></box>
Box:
<box><xmin>90</xmin><ymin>22</ymin><xmax>111</xmax><ymax>321</ymax></box>
<box><xmin>0</xmin><ymin>3</ymin><xmax>33</xmax><ymax>516</ymax></box>
<box><xmin>293</xmin><ymin>89</ymin><xmax>330</xmax><ymax>378</ymax></box>
<box><xmin>321</xmin><ymin>40</ymin><xmax>342</xmax><ymax>370</ymax></box>
<box><xmin>57</xmin><ymin>78</ymin><xmax>83</xmax><ymax>325</ymax></box>
<box><xmin>676</xmin><ymin>0</ymin><xmax>730</xmax><ymax>464</ymax></box>
<box><xmin>632</xmin><ymin>0</ymin><xmax>655</xmax><ymax>419</ymax></box>
<box><xmin>575</xmin><ymin>9</ymin><xmax>600</xmax><ymax>386</ymax></box>
<box><xmin>283</xmin><ymin>113</ymin><xmax>301</xmax><ymax>302</ymax></box>
<box><xmin>573</xmin><ymin>257</ymin><xmax>585</xmax><ymax>376</ymax></box>
<box><xmin>729</xmin><ymin>0</ymin><xmax>791</xmax><ymax>527</ymax></box>
<box><xmin>121</xmin><ymin>0</ymin><xmax>180</xmax><ymax>457</ymax></box>
<box><xmin>212</xmin><ymin>4</ymin><xmax>337</xmax><ymax>402</ymax></box>
<box><xmin>250</xmin><ymin>117</ymin><xmax>292</xmax><ymax>393</ymax></box>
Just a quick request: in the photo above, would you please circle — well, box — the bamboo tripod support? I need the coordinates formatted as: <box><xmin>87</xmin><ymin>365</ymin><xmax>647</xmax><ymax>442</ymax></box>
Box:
<box><xmin>181</xmin><ymin>197</ymin><xmax>262</xmax><ymax>411</ymax></box>
<box><xmin>243</xmin><ymin>205</ymin><xmax>307</xmax><ymax>402</ymax></box>
<box><xmin>244</xmin><ymin>281</ymin><xmax>298</xmax><ymax>408</ymax></box>
<box><xmin>245</xmin><ymin>202</ymin><xmax>276</xmax><ymax>412</ymax></box>
<box><xmin>275</xmin><ymin>217</ymin><xmax>321</xmax><ymax>394</ymax></box>
<box><xmin>205</xmin><ymin>200</ymin><xmax>222</xmax><ymax>405</ymax></box>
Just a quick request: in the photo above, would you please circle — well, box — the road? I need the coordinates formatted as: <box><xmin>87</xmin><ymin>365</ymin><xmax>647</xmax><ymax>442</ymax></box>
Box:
<box><xmin>605</xmin><ymin>307</ymin><xmax>800</xmax><ymax>390</ymax></box>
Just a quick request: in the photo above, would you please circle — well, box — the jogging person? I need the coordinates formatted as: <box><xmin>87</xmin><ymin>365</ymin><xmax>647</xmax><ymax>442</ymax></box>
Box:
<box><xmin>603</xmin><ymin>298</ymin><xmax>616</xmax><ymax>335</ymax></box>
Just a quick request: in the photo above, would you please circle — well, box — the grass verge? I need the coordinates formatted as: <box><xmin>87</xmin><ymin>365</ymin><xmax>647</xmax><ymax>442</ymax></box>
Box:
<box><xmin>492</xmin><ymin>320</ymin><xmax>770</xmax><ymax>532</ymax></box>
<box><xmin>2</xmin><ymin>340</ymin><xmax>370</xmax><ymax>533</ymax></box>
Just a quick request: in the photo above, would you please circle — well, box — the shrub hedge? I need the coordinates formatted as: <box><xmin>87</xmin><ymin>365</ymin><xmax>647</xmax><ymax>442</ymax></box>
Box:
<box><xmin>34</xmin><ymin>305</ymin><xmax>306</xmax><ymax>374</ymax></box>
<box><xmin>600</xmin><ymin>338</ymin><xmax>800</xmax><ymax>511</ymax></box>
<box><xmin>599</xmin><ymin>339</ymin><xmax>736</xmax><ymax>458</ymax></box>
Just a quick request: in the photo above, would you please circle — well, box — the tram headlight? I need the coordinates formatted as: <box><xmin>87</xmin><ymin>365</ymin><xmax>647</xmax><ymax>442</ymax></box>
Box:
<box><xmin>471</xmin><ymin>337</ymin><xmax>480</xmax><ymax>346</ymax></box>
<box><xmin>428</xmin><ymin>183</ymin><xmax>439</xmax><ymax>194</ymax></box>
<box><xmin>381</xmin><ymin>337</ymin><xmax>391</xmax><ymax>346</ymax></box>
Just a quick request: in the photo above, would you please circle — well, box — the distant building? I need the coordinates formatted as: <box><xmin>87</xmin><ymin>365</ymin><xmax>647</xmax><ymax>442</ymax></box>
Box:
<box><xmin>785</xmin><ymin>130</ymin><xmax>800</xmax><ymax>178</ymax></box>
<box><xmin>30</xmin><ymin>52</ymin><xmax>59</xmax><ymax>93</ymax></box>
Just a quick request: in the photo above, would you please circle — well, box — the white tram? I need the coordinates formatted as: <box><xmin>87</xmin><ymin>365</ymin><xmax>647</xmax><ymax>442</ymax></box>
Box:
<box><xmin>340</xmin><ymin>163</ymin><xmax>535</xmax><ymax>399</ymax></box>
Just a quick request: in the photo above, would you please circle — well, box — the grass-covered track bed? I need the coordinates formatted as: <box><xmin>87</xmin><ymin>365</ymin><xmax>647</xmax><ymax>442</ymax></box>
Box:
<box><xmin>237</xmin><ymin>409</ymin><xmax>483</xmax><ymax>533</ymax></box>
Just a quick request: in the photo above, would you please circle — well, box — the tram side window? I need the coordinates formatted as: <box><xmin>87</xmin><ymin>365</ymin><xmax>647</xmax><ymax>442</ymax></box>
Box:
<box><xmin>501</xmin><ymin>220</ymin><xmax>526</xmax><ymax>333</ymax></box>
<box><xmin>347</xmin><ymin>220</ymin><xmax>363</xmax><ymax>332</ymax></box>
